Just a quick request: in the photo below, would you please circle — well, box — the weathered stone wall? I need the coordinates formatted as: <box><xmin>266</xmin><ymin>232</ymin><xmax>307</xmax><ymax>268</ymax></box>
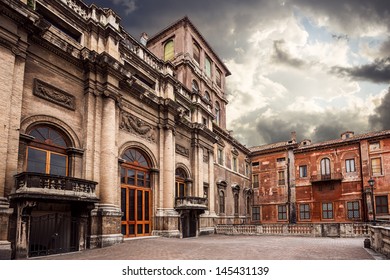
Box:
<box><xmin>369</xmin><ymin>225</ymin><xmax>390</xmax><ymax>259</ymax></box>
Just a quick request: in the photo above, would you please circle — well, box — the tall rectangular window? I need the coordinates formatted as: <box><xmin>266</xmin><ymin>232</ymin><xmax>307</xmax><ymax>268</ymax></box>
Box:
<box><xmin>375</xmin><ymin>196</ymin><xmax>389</xmax><ymax>214</ymax></box>
<box><xmin>347</xmin><ymin>201</ymin><xmax>360</xmax><ymax>219</ymax></box>
<box><xmin>252</xmin><ymin>207</ymin><xmax>260</xmax><ymax>221</ymax></box>
<box><xmin>253</xmin><ymin>174</ymin><xmax>259</xmax><ymax>188</ymax></box>
<box><xmin>205</xmin><ymin>56</ymin><xmax>211</xmax><ymax>78</ymax></box>
<box><xmin>345</xmin><ymin>159</ymin><xmax>356</xmax><ymax>173</ymax></box>
<box><xmin>217</xmin><ymin>148</ymin><xmax>223</xmax><ymax>165</ymax></box>
<box><xmin>233</xmin><ymin>157</ymin><xmax>237</xmax><ymax>172</ymax></box>
<box><xmin>278</xmin><ymin>170</ymin><xmax>285</xmax><ymax>186</ymax></box>
<box><xmin>299</xmin><ymin>165</ymin><xmax>307</xmax><ymax>178</ymax></box>
<box><xmin>193</xmin><ymin>42</ymin><xmax>200</xmax><ymax>64</ymax></box>
<box><xmin>216</xmin><ymin>68</ymin><xmax>222</xmax><ymax>87</ymax></box>
<box><xmin>322</xmin><ymin>202</ymin><xmax>333</xmax><ymax>219</ymax></box>
<box><xmin>371</xmin><ymin>158</ymin><xmax>382</xmax><ymax>176</ymax></box>
<box><xmin>278</xmin><ymin>205</ymin><xmax>287</xmax><ymax>220</ymax></box>
<box><xmin>299</xmin><ymin>204</ymin><xmax>310</xmax><ymax>220</ymax></box>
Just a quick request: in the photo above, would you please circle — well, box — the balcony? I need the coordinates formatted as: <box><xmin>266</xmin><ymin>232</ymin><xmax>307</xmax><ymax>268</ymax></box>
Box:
<box><xmin>13</xmin><ymin>172</ymin><xmax>98</xmax><ymax>202</ymax></box>
<box><xmin>310</xmin><ymin>172</ymin><xmax>343</xmax><ymax>183</ymax></box>
<box><xmin>175</xmin><ymin>196</ymin><xmax>208</xmax><ymax>211</ymax></box>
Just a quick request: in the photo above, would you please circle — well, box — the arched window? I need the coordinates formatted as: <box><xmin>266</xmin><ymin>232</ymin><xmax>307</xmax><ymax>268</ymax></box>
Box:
<box><xmin>120</xmin><ymin>148</ymin><xmax>152</xmax><ymax>237</ymax></box>
<box><xmin>192</xmin><ymin>80</ymin><xmax>199</xmax><ymax>93</ymax></box>
<box><xmin>175</xmin><ymin>167</ymin><xmax>188</xmax><ymax>197</ymax></box>
<box><xmin>193</xmin><ymin>42</ymin><xmax>200</xmax><ymax>64</ymax></box>
<box><xmin>26</xmin><ymin>125</ymin><xmax>70</xmax><ymax>176</ymax></box>
<box><xmin>164</xmin><ymin>39</ymin><xmax>174</xmax><ymax>61</ymax></box>
<box><xmin>219</xmin><ymin>190</ymin><xmax>225</xmax><ymax>214</ymax></box>
<box><xmin>321</xmin><ymin>158</ymin><xmax>331</xmax><ymax>179</ymax></box>
<box><xmin>215</xmin><ymin>101</ymin><xmax>221</xmax><ymax>126</ymax></box>
<box><xmin>204</xmin><ymin>91</ymin><xmax>211</xmax><ymax>103</ymax></box>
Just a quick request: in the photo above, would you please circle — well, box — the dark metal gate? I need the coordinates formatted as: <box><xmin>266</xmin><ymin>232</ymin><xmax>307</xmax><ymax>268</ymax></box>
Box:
<box><xmin>29</xmin><ymin>213</ymin><xmax>80</xmax><ymax>257</ymax></box>
<box><xmin>182</xmin><ymin>211</ymin><xmax>197</xmax><ymax>238</ymax></box>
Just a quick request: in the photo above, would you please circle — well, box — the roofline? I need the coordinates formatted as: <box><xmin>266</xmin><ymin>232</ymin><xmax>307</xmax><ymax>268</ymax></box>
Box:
<box><xmin>147</xmin><ymin>16</ymin><xmax>231</xmax><ymax>76</ymax></box>
<box><xmin>294</xmin><ymin>129</ymin><xmax>390</xmax><ymax>153</ymax></box>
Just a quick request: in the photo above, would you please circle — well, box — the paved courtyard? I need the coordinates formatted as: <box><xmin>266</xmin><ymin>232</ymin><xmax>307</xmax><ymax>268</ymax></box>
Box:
<box><xmin>33</xmin><ymin>235</ymin><xmax>384</xmax><ymax>260</ymax></box>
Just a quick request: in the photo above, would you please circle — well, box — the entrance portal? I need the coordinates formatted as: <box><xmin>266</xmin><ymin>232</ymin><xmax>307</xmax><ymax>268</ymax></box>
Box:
<box><xmin>120</xmin><ymin>148</ymin><xmax>152</xmax><ymax>238</ymax></box>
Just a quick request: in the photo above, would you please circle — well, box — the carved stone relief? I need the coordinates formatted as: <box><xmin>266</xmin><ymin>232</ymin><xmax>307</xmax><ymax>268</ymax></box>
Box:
<box><xmin>119</xmin><ymin>111</ymin><xmax>157</xmax><ymax>143</ymax></box>
<box><xmin>176</xmin><ymin>144</ymin><xmax>189</xmax><ymax>158</ymax></box>
<box><xmin>33</xmin><ymin>79</ymin><xmax>75</xmax><ymax>110</ymax></box>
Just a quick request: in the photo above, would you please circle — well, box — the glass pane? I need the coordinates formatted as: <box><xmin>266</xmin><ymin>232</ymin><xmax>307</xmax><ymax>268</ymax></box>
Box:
<box><xmin>137</xmin><ymin>224</ymin><xmax>143</xmax><ymax>234</ymax></box>
<box><xmin>137</xmin><ymin>190</ymin><xmax>143</xmax><ymax>221</ymax></box>
<box><xmin>145</xmin><ymin>173</ymin><xmax>150</xmax><ymax>188</ymax></box>
<box><xmin>129</xmin><ymin>189</ymin><xmax>135</xmax><ymax>221</ymax></box>
<box><xmin>121</xmin><ymin>168</ymin><xmax>126</xmax><ymax>184</ymax></box>
<box><xmin>145</xmin><ymin>191</ymin><xmax>149</xmax><ymax>220</ymax></box>
<box><xmin>121</xmin><ymin>225</ymin><xmax>126</xmax><ymax>235</ymax></box>
<box><xmin>50</xmin><ymin>153</ymin><xmax>67</xmax><ymax>176</ymax></box>
<box><xmin>137</xmin><ymin>172</ymin><xmax>145</xmax><ymax>187</ymax></box>
<box><xmin>145</xmin><ymin>224</ymin><xmax>150</xmax><ymax>234</ymax></box>
<box><xmin>49</xmin><ymin>129</ymin><xmax>66</xmax><ymax>147</ymax></box>
<box><xmin>30</xmin><ymin>127</ymin><xmax>49</xmax><ymax>142</ymax></box>
<box><xmin>179</xmin><ymin>183</ymin><xmax>185</xmax><ymax>197</ymax></box>
<box><xmin>27</xmin><ymin>148</ymin><xmax>47</xmax><ymax>173</ymax></box>
<box><xmin>121</xmin><ymin>188</ymin><xmax>126</xmax><ymax>221</ymax></box>
<box><xmin>127</xmin><ymin>169</ymin><xmax>135</xmax><ymax>185</ymax></box>
<box><xmin>129</xmin><ymin>225</ymin><xmax>135</xmax><ymax>235</ymax></box>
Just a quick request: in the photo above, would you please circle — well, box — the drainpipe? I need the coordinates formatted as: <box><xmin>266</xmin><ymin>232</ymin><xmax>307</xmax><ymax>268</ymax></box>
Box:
<box><xmin>358</xmin><ymin>143</ymin><xmax>367</xmax><ymax>222</ymax></box>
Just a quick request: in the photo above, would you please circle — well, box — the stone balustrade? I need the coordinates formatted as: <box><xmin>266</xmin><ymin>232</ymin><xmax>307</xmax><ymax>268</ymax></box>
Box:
<box><xmin>216</xmin><ymin>223</ymin><xmax>370</xmax><ymax>238</ymax></box>
<box><xmin>369</xmin><ymin>225</ymin><xmax>390</xmax><ymax>259</ymax></box>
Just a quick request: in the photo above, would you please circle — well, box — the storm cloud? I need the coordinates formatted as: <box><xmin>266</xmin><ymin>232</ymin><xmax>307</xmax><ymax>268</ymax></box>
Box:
<box><xmin>86</xmin><ymin>0</ymin><xmax>390</xmax><ymax>147</ymax></box>
<box><xmin>331</xmin><ymin>58</ymin><xmax>390</xmax><ymax>83</ymax></box>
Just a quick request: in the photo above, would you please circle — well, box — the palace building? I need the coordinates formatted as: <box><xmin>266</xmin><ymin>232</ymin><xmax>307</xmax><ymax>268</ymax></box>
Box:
<box><xmin>0</xmin><ymin>0</ymin><xmax>389</xmax><ymax>259</ymax></box>
<box><xmin>0</xmin><ymin>0</ymin><xmax>250</xmax><ymax>259</ymax></box>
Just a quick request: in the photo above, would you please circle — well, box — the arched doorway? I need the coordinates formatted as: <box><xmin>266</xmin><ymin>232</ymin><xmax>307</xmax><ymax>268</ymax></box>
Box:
<box><xmin>120</xmin><ymin>148</ymin><xmax>152</xmax><ymax>237</ymax></box>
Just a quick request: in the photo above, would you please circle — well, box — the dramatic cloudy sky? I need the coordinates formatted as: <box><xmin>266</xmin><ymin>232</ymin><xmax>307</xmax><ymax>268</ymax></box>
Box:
<box><xmin>85</xmin><ymin>0</ymin><xmax>390</xmax><ymax>147</ymax></box>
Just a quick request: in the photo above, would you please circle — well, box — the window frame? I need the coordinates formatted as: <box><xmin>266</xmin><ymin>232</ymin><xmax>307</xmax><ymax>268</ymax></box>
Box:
<box><xmin>252</xmin><ymin>206</ymin><xmax>260</xmax><ymax>221</ymax></box>
<box><xmin>219</xmin><ymin>190</ymin><xmax>225</xmax><ymax>214</ymax></box>
<box><xmin>192</xmin><ymin>41</ymin><xmax>200</xmax><ymax>64</ymax></box>
<box><xmin>347</xmin><ymin>201</ymin><xmax>360</xmax><ymax>219</ymax></box>
<box><xmin>217</xmin><ymin>148</ymin><xmax>224</xmax><ymax>165</ymax></box>
<box><xmin>322</xmin><ymin>202</ymin><xmax>334</xmax><ymax>220</ymax></box>
<box><xmin>278</xmin><ymin>170</ymin><xmax>285</xmax><ymax>186</ymax></box>
<box><xmin>375</xmin><ymin>196</ymin><xmax>389</xmax><ymax>214</ymax></box>
<box><xmin>299</xmin><ymin>204</ymin><xmax>310</xmax><ymax>220</ymax></box>
<box><xmin>277</xmin><ymin>205</ymin><xmax>287</xmax><ymax>221</ymax></box>
<box><xmin>215</xmin><ymin>101</ymin><xmax>221</xmax><ymax>126</ymax></box>
<box><xmin>164</xmin><ymin>39</ymin><xmax>174</xmax><ymax>61</ymax></box>
<box><xmin>345</xmin><ymin>158</ymin><xmax>356</xmax><ymax>173</ymax></box>
<box><xmin>204</xmin><ymin>56</ymin><xmax>212</xmax><ymax>78</ymax></box>
<box><xmin>299</xmin><ymin>165</ymin><xmax>307</xmax><ymax>178</ymax></box>
<box><xmin>371</xmin><ymin>157</ymin><xmax>382</xmax><ymax>176</ymax></box>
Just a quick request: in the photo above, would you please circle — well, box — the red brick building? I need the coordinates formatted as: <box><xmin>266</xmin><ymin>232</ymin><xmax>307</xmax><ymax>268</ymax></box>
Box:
<box><xmin>250</xmin><ymin>131</ymin><xmax>390</xmax><ymax>224</ymax></box>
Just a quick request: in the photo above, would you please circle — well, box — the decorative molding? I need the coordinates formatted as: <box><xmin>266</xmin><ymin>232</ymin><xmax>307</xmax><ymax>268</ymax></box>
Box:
<box><xmin>33</xmin><ymin>79</ymin><xmax>76</xmax><ymax>110</ymax></box>
<box><xmin>119</xmin><ymin>111</ymin><xmax>157</xmax><ymax>143</ymax></box>
<box><xmin>203</xmin><ymin>150</ymin><xmax>209</xmax><ymax>162</ymax></box>
<box><xmin>231</xmin><ymin>147</ymin><xmax>239</xmax><ymax>156</ymax></box>
<box><xmin>176</xmin><ymin>144</ymin><xmax>189</xmax><ymax>158</ymax></box>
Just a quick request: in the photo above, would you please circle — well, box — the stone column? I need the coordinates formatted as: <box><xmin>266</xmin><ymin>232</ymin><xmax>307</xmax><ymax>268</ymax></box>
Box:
<box><xmin>163</xmin><ymin>126</ymin><xmax>175</xmax><ymax>209</ymax></box>
<box><xmin>0</xmin><ymin>23</ymin><xmax>28</xmax><ymax>259</ymax></box>
<box><xmin>208</xmin><ymin>149</ymin><xmax>216</xmax><ymax>215</ymax></box>
<box><xmin>90</xmin><ymin>95</ymin><xmax>122</xmax><ymax>248</ymax></box>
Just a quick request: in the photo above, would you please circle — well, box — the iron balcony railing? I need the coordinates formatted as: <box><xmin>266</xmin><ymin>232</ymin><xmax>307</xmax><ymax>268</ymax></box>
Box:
<box><xmin>310</xmin><ymin>172</ymin><xmax>343</xmax><ymax>182</ymax></box>
<box><xmin>14</xmin><ymin>172</ymin><xmax>98</xmax><ymax>199</ymax></box>
<box><xmin>175</xmin><ymin>196</ymin><xmax>208</xmax><ymax>210</ymax></box>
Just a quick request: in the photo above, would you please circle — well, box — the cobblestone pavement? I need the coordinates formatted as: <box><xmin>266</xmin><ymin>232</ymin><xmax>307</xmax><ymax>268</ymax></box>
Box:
<box><xmin>32</xmin><ymin>235</ymin><xmax>382</xmax><ymax>260</ymax></box>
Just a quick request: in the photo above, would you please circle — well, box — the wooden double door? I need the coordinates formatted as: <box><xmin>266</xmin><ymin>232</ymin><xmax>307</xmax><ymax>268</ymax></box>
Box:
<box><xmin>121</xmin><ymin>166</ymin><xmax>152</xmax><ymax>237</ymax></box>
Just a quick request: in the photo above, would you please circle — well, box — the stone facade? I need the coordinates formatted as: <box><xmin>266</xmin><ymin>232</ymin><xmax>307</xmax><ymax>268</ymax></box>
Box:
<box><xmin>0</xmin><ymin>0</ymin><xmax>250</xmax><ymax>259</ymax></box>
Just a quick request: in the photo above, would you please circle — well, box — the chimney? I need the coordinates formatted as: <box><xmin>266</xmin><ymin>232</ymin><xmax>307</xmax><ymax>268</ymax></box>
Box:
<box><xmin>290</xmin><ymin>131</ymin><xmax>296</xmax><ymax>142</ymax></box>
<box><xmin>140</xmin><ymin>32</ymin><xmax>148</xmax><ymax>46</ymax></box>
